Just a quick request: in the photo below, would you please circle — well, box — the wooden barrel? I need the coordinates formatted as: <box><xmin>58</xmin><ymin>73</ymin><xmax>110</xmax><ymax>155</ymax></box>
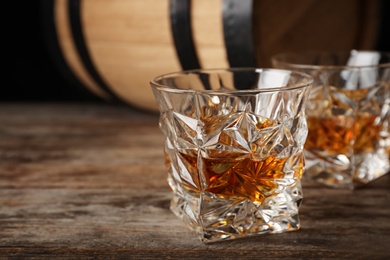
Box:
<box><xmin>42</xmin><ymin>0</ymin><xmax>382</xmax><ymax>112</ymax></box>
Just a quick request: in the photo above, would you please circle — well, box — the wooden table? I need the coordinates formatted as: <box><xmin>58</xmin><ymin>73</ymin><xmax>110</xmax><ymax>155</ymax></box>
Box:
<box><xmin>0</xmin><ymin>103</ymin><xmax>389</xmax><ymax>259</ymax></box>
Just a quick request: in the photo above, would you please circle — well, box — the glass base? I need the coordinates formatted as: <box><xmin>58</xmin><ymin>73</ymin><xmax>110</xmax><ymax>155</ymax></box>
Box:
<box><xmin>305</xmin><ymin>150</ymin><xmax>390</xmax><ymax>189</ymax></box>
<box><xmin>169</xmin><ymin>182</ymin><xmax>303</xmax><ymax>244</ymax></box>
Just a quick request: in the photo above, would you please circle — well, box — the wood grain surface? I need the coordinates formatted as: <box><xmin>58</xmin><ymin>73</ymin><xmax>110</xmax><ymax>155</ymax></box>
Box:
<box><xmin>0</xmin><ymin>103</ymin><xmax>389</xmax><ymax>259</ymax></box>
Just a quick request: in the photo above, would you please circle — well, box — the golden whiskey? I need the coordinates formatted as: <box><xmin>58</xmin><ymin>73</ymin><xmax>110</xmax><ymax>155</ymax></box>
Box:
<box><xmin>165</xmin><ymin>115</ymin><xmax>303</xmax><ymax>204</ymax></box>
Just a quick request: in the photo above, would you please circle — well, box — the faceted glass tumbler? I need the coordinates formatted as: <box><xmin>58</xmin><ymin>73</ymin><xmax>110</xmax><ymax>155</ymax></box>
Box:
<box><xmin>150</xmin><ymin>68</ymin><xmax>313</xmax><ymax>243</ymax></box>
<box><xmin>272</xmin><ymin>50</ymin><xmax>390</xmax><ymax>189</ymax></box>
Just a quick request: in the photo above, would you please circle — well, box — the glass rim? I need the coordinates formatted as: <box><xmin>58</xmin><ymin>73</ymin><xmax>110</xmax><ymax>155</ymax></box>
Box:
<box><xmin>271</xmin><ymin>50</ymin><xmax>390</xmax><ymax>70</ymax></box>
<box><xmin>150</xmin><ymin>67</ymin><xmax>313</xmax><ymax>94</ymax></box>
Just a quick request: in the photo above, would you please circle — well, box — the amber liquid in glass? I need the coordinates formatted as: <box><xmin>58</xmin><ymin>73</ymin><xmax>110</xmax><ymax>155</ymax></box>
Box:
<box><xmin>166</xmin><ymin>115</ymin><xmax>304</xmax><ymax>204</ymax></box>
<box><xmin>305</xmin><ymin>113</ymin><xmax>381</xmax><ymax>154</ymax></box>
<box><xmin>305</xmin><ymin>87</ymin><xmax>382</xmax><ymax>155</ymax></box>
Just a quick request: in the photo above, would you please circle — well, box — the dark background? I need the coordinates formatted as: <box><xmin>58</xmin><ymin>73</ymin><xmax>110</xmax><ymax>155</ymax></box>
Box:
<box><xmin>4</xmin><ymin>1</ymin><xmax>100</xmax><ymax>102</ymax></box>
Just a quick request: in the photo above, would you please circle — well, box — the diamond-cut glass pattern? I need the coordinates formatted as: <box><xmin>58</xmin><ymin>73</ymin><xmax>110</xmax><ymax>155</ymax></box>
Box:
<box><xmin>272</xmin><ymin>51</ymin><xmax>390</xmax><ymax>189</ymax></box>
<box><xmin>151</xmin><ymin>69</ymin><xmax>312</xmax><ymax>243</ymax></box>
<box><xmin>304</xmin><ymin>83</ymin><xmax>390</xmax><ymax>188</ymax></box>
